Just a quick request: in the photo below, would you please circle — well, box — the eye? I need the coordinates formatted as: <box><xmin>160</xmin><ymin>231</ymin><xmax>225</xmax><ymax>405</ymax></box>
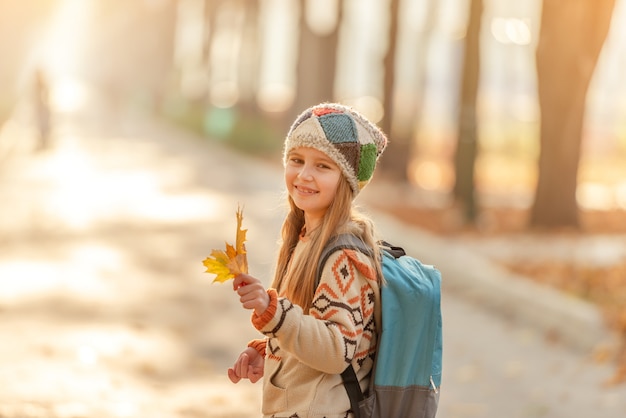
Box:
<box><xmin>289</xmin><ymin>157</ymin><xmax>303</xmax><ymax>164</ymax></box>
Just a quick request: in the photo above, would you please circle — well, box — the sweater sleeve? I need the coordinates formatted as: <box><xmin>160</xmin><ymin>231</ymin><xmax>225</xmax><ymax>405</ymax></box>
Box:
<box><xmin>250</xmin><ymin>248</ymin><xmax>378</xmax><ymax>374</ymax></box>
<box><xmin>247</xmin><ymin>338</ymin><xmax>267</xmax><ymax>359</ymax></box>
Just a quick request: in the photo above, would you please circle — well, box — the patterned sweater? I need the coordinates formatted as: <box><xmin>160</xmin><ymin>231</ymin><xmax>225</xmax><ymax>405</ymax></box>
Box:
<box><xmin>249</xmin><ymin>238</ymin><xmax>380</xmax><ymax>418</ymax></box>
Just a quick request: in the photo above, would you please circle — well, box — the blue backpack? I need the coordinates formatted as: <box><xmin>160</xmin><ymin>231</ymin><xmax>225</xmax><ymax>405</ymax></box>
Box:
<box><xmin>317</xmin><ymin>234</ymin><xmax>442</xmax><ymax>418</ymax></box>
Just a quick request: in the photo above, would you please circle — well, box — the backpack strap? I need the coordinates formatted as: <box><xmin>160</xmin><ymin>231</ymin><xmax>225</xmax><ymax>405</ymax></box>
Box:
<box><xmin>341</xmin><ymin>365</ymin><xmax>363</xmax><ymax>418</ymax></box>
<box><xmin>378</xmin><ymin>240</ymin><xmax>406</xmax><ymax>258</ymax></box>
<box><xmin>316</xmin><ymin>234</ymin><xmax>375</xmax><ymax>418</ymax></box>
<box><xmin>315</xmin><ymin>234</ymin><xmax>373</xmax><ymax>288</ymax></box>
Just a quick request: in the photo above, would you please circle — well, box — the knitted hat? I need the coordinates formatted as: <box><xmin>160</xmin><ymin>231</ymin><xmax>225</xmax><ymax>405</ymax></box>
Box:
<box><xmin>283</xmin><ymin>103</ymin><xmax>388</xmax><ymax>196</ymax></box>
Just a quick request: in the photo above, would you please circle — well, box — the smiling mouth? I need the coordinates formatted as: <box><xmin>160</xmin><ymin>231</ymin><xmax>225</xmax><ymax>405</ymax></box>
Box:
<box><xmin>295</xmin><ymin>185</ymin><xmax>318</xmax><ymax>195</ymax></box>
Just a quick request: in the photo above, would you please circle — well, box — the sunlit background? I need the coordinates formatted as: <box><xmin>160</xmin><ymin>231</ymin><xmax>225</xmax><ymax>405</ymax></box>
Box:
<box><xmin>2</xmin><ymin>0</ymin><xmax>626</xmax><ymax>416</ymax></box>
<box><xmin>3</xmin><ymin>0</ymin><xmax>626</xmax><ymax>211</ymax></box>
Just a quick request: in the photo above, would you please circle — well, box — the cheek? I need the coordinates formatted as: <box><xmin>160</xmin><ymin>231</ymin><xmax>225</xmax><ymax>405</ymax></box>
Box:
<box><xmin>284</xmin><ymin>168</ymin><xmax>295</xmax><ymax>186</ymax></box>
<box><xmin>326</xmin><ymin>174</ymin><xmax>342</xmax><ymax>194</ymax></box>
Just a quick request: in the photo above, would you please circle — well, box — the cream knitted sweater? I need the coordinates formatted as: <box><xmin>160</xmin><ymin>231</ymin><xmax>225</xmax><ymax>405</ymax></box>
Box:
<box><xmin>249</xmin><ymin>239</ymin><xmax>380</xmax><ymax>418</ymax></box>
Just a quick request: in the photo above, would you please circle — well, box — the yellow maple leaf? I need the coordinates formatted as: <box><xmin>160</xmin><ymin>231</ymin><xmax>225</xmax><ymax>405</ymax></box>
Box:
<box><xmin>203</xmin><ymin>250</ymin><xmax>235</xmax><ymax>283</ymax></box>
<box><xmin>203</xmin><ymin>205</ymin><xmax>249</xmax><ymax>283</ymax></box>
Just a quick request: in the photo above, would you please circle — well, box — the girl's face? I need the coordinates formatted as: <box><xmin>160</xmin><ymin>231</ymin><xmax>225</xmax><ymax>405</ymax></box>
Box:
<box><xmin>285</xmin><ymin>147</ymin><xmax>342</xmax><ymax>225</ymax></box>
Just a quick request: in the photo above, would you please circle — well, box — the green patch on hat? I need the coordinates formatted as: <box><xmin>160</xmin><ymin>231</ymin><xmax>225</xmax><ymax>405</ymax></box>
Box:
<box><xmin>357</xmin><ymin>143</ymin><xmax>377</xmax><ymax>181</ymax></box>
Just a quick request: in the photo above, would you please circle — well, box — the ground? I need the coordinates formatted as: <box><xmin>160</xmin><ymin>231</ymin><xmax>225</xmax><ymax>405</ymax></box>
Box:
<box><xmin>1</xmin><ymin>102</ymin><xmax>625</xmax><ymax>417</ymax></box>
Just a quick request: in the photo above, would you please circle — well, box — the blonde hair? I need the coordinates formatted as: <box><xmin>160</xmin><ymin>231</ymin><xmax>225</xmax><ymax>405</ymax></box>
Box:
<box><xmin>271</xmin><ymin>177</ymin><xmax>383</xmax><ymax>312</ymax></box>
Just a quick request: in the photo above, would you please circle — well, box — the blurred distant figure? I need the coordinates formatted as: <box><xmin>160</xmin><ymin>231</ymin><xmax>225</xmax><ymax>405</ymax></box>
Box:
<box><xmin>33</xmin><ymin>68</ymin><xmax>51</xmax><ymax>150</ymax></box>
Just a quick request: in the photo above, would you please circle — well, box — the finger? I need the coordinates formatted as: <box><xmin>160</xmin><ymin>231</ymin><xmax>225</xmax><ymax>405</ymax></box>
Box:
<box><xmin>249</xmin><ymin>368</ymin><xmax>262</xmax><ymax>383</ymax></box>
<box><xmin>239</xmin><ymin>290</ymin><xmax>255</xmax><ymax>304</ymax></box>
<box><xmin>238</xmin><ymin>283</ymin><xmax>264</xmax><ymax>299</ymax></box>
<box><xmin>234</xmin><ymin>274</ymin><xmax>259</xmax><ymax>290</ymax></box>
<box><xmin>238</xmin><ymin>285</ymin><xmax>259</xmax><ymax>302</ymax></box>
<box><xmin>236</xmin><ymin>283</ymin><xmax>253</xmax><ymax>297</ymax></box>
<box><xmin>242</xmin><ymin>298</ymin><xmax>263</xmax><ymax>311</ymax></box>
<box><xmin>233</xmin><ymin>356</ymin><xmax>242</xmax><ymax>378</ymax></box>
<box><xmin>239</xmin><ymin>292</ymin><xmax>259</xmax><ymax>310</ymax></box>
<box><xmin>233</xmin><ymin>275</ymin><xmax>247</xmax><ymax>291</ymax></box>
<box><xmin>240</xmin><ymin>353</ymin><xmax>250</xmax><ymax>378</ymax></box>
<box><xmin>227</xmin><ymin>368</ymin><xmax>241</xmax><ymax>383</ymax></box>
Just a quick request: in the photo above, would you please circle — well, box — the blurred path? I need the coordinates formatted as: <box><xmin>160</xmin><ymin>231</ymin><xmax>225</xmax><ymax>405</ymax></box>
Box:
<box><xmin>0</xmin><ymin>105</ymin><xmax>276</xmax><ymax>417</ymax></box>
<box><xmin>0</xmin><ymin>103</ymin><xmax>625</xmax><ymax>418</ymax></box>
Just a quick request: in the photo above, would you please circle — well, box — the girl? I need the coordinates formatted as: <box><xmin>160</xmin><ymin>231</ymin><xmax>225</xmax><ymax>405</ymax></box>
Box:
<box><xmin>228</xmin><ymin>103</ymin><xmax>387</xmax><ymax>418</ymax></box>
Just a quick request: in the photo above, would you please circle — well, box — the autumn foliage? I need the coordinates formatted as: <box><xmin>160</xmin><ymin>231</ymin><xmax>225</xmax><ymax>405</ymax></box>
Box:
<box><xmin>203</xmin><ymin>205</ymin><xmax>248</xmax><ymax>283</ymax></box>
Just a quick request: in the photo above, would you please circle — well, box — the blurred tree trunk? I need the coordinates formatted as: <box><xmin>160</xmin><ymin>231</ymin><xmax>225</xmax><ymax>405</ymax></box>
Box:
<box><xmin>453</xmin><ymin>0</ymin><xmax>483</xmax><ymax>223</ymax></box>
<box><xmin>531</xmin><ymin>0</ymin><xmax>616</xmax><ymax>228</ymax></box>
<box><xmin>238</xmin><ymin>0</ymin><xmax>261</xmax><ymax>114</ymax></box>
<box><xmin>291</xmin><ymin>0</ymin><xmax>342</xmax><ymax>117</ymax></box>
<box><xmin>202</xmin><ymin>0</ymin><xmax>223</xmax><ymax>103</ymax></box>
<box><xmin>146</xmin><ymin>0</ymin><xmax>179</xmax><ymax>113</ymax></box>
<box><xmin>378</xmin><ymin>0</ymin><xmax>405</xmax><ymax>180</ymax></box>
<box><xmin>389</xmin><ymin>0</ymin><xmax>438</xmax><ymax>182</ymax></box>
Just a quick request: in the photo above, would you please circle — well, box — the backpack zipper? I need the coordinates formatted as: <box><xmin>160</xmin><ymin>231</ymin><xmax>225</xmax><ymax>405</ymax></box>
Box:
<box><xmin>430</xmin><ymin>376</ymin><xmax>439</xmax><ymax>394</ymax></box>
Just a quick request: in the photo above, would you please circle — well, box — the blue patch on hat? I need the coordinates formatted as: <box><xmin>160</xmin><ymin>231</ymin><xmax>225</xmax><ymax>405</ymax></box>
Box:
<box><xmin>318</xmin><ymin>114</ymin><xmax>358</xmax><ymax>144</ymax></box>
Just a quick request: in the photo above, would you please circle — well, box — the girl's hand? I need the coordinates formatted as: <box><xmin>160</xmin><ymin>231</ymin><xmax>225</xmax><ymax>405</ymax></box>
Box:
<box><xmin>227</xmin><ymin>347</ymin><xmax>264</xmax><ymax>384</ymax></box>
<box><xmin>233</xmin><ymin>273</ymin><xmax>270</xmax><ymax>315</ymax></box>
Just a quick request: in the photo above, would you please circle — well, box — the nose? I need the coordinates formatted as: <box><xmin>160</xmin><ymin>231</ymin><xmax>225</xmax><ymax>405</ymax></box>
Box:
<box><xmin>297</xmin><ymin>163</ymin><xmax>314</xmax><ymax>180</ymax></box>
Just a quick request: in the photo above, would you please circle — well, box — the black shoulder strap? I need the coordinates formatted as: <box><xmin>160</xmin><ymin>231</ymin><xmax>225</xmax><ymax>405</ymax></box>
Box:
<box><xmin>341</xmin><ymin>365</ymin><xmax>363</xmax><ymax>418</ymax></box>
<box><xmin>378</xmin><ymin>239</ymin><xmax>406</xmax><ymax>258</ymax></box>
<box><xmin>316</xmin><ymin>234</ymin><xmax>374</xmax><ymax>418</ymax></box>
